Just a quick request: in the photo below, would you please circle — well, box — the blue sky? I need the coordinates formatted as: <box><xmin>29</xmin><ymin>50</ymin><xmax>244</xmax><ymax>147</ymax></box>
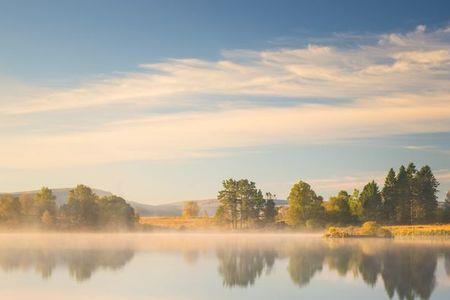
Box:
<box><xmin>0</xmin><ymin>0</ymin><xmax>449</xmax><ymax>203</ymax></box>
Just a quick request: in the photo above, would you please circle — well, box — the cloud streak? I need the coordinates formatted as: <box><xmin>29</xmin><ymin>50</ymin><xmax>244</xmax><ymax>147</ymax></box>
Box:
<box><xmin>0</xmin><ymin>25</ymin><xmax>449</xmax><ymax>168</ymax></box>
<box><xmin>2</xmin><ymin>25</ymin><xmax>449</xmax><ymax>114</ymax></box>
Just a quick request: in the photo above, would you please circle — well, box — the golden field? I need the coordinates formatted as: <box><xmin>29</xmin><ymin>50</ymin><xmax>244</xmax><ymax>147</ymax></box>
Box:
<box><xmin>139</xmin><ymin>216</ymin><xmax>218</xmax><ymax>230</ymax></box>
<box><xmin>325</xmin><ymin>223</ymin><xmax>450</xmax><ymax>238</ymax></box>
<box><xmin>139</xmin><ymin>216</ymin><xmax>450</xmax><ymax>237</ymax></box>
<box><xmin>385</xmin><ymin>224</ymin><xmax>450</xmax><ymax>236</ymax></box>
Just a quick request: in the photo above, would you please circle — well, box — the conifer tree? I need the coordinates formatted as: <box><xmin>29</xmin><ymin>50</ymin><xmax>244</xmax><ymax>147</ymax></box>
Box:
<box><xmin>381</xmin><ymin>168</ymin><xmax>397</xmax><ymax>223</ymax></box>
<box><xmin>359</xmin><ymin>181</ymin><xmax>382</xmax><ymax>221</ymax></box>
<box><xmin>394</xmin><ymin>166</ymin><xmax>411</xmax><ymax>224</ymax></box>
<box><xmin>415</xmin><ymin>166</ymin><xmax>439</xmax><ymax>223</ymax></box>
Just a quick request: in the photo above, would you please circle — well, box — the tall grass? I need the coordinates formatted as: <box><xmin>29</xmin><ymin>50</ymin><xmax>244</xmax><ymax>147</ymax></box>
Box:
<box><xmin>139</xmin><ymin>216</ymin><xmax>217</xmax><ymax>230</ymax></box>
<box><xmin>385</xmin><ymin>224</ymin><xmax>450</xmax><ymax>236</ymax></box>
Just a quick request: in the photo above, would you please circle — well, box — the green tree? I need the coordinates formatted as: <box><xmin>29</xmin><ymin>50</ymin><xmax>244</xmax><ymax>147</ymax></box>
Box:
<box><xmin>287</xmin><ymin>180</ymin><xmax>324</xmax><ymax>227</ymax></box>
<box><xmin>97</xmin><ymin>195</ymin><xmax>137</xmax><ymax>229</ymax></box>
<box><xmin>0</xmin><ymin>194</ymin><xmax>22</xmax><ymax>226</ymax></box>
<box><xmin>216</xmin><ymin>179</ymin><xmax>265</xmax><ymax>229</ymax></box>
<box><xmin>407</xmin><ymin>163</ymin><xmax>422</xmax><ymax>224</ymax></box>
<box><xmin>217</xmin><ymin>179</ymin><xmax>239</xmax><ymax>229</ymax></box>
<box><xmin>263</xmin><ymin>192</ymin><xmax>277</xmax><ymax>224</ymax></box>
<box><xmin>359</xmin><ymin>181</ymin><xmax>382</xmax><ymax>222</ymax></box>
<box><xmin>444</xmin><ymin>191</ymin><xmax>450</xmax><ymax>222</ymax></box>
<box><xmin>348</xmin><ymin>189</ymin><xmax>362</xmax><ymax>219</ymax></box>
<box><xmin>60</xmin><ymin>185</ymin><xmax>99</xmax><ymax>229</ymax></box>
<box><xmin>214</xmin><ymin>205</ymin><xmax>227</xmax><ymax>225</ymax></box>
<box><xmin>381</xmin><ymin>168</ymin><xmax>397</xmax><ymax>223</ymax></box>
<box><xmin>238</xmin><ymin>179</ymin><xmax>264</xmax><ymax>227</ymax></box>
<box><xmin>34</xmin><ymin>187</ymin><xmax>57</xmax><ymax>224</ymax></box>
<box><xmin>325</xmin><ymin>191</ymin><xmax>353</xmax><ymax>225</ymax></box>
<box><xmin>182</xmin><ymin>201</ymin><xmax>200</xmax><ymax>218</ymax></box>
<box><xmin>414</xmin><ymin>166</ymin><xmax>439</xmax><ymax>223</ymax></box>
<box><xmin>394</xmin><ymin>166</ymin><xmax>411</xmax><ymax>224</ymax></box>
<box><xmin>18</xmin><ymin>193</ymin><xmax>37</xmax><ymax>225</ymax></box>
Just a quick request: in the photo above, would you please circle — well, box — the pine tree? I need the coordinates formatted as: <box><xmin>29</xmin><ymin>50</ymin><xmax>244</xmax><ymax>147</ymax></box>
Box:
<box><xmin>415</xmin><ymin>166</ymin><xmax>439</xmax><ymax>223</ymax></box>
<box><xmin>406</xmin><ymin>163</ymin><xmax>419</xmax><ymax>224</ymax></box>
<box><xmin>359</xmin><ymin>181</ymin><xmax>382</xmax><ymax>221</ymax></box>
<box><xmin>217</xmin><ymin>179</ymin><xmax>239</xmax><ymax>229</ymax></box>
<box><xmin>382</xmin><ymin>168</ymin><xmax>397</xmax><ymax>223</ymax></box>
<box><xmin>394</xmin><ymin>166</ymin><xmax>411</xmax><ymax>224</ymax></box>
<box><xmin>444</xmin><ymin>191</ymin><xmax>450</xmax><ymax>222</ymax></box>
<box><xmin>216</xmin><ymin>179</ymin><xmax>264</xmax><ymax>228</ymax></box>
<box><xmin>263</xmin><ymin>193</ymin><xmax>277</xmax><ymax>224</ymax></box>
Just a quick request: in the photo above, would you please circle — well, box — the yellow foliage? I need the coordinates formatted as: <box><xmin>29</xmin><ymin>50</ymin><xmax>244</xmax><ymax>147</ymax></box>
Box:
<box><xmin>385</xmin><ymin>224</ymin><xmax>450</xmax><ymax>236</ymax></box>
<box><xmin>325</xmin><ymin>222</ymin><xmax>392</xmax><ymax>238</ymax></box>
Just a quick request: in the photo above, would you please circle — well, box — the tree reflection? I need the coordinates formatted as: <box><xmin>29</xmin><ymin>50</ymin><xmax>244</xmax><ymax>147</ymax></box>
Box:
<box><xmin>63</xmin><ymin>249</ymin><xmax>134</xmax><ymax>281</ymax></box>
<box><xmin>444</xmin><ymin>252</ymin><xmax>450</xmax><ymax>276</ymax></box>
<box><xmin>217</xmin><ymin>248</ymin><xmax>277</xmax><ymax>287</ymax></box>
<box><xmin>215</xmin><ymin>240</ymin><xmax>449</xmax><ymax>300</ymax></box>
<box><xmin>0</xmin><ymin>247</ymin><xmax>134</xmax><ymax>281</ymax></box>
<box><xmin>288</xmin><ymin>245</ymin><xmax>325</xmax><ymax>287</ymax></box>
<box><xmin>381</xmin><ymin>246</ymin><xmax>436</xmax><ymax>300</ymax></box>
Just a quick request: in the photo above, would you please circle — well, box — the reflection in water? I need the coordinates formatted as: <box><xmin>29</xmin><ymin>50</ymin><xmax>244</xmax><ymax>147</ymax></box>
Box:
<box><xmin>0</xmin><ymin>234</ymin><xmax>449</xmax><ymax>300</ymax></box>
<box><xmin>0</xmin><ymin>248</ymin><xmax>134</xmax><ymax>281</ymax></box>
<box><xmin>215</xmin><ymin>238</ymin><xmax>450</xmax><ymax>300</ymax></box>
<box><xmin>217</xmin><ymin>248</ymin><xmax>276</xmax><ymax>287</ymax></box>
<box><xmin>288</xmin><ymin>245</ymin><xmax>324</xmax><ymax>287</ymax></box>
<box><xmin>64</xmin><ymin>249</ymin><xmax>134</xmax><ymax>281</ymax></box>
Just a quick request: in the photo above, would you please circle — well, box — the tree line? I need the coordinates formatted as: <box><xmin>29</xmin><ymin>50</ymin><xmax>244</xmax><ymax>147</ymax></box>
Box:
<box><xmin>215</xmin><ymin>179</ymin><xmax>277</xmax><ymax>229</ymax></box>
<box><xmin>0</xmin><ymin>185</ymin><xmax>137</xmax><ymax>230</ymax></box>
<box><xmin>215</xmin><ymin>163</ymin><xmax>446</xmax><ymax>228</ymax></box>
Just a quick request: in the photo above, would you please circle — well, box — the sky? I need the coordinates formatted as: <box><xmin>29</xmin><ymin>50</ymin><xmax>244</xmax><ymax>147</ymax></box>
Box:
<box><xmin>0</xmin><ymin>0</ymin><xmax>449</xmax><ymax>204</ymax></box>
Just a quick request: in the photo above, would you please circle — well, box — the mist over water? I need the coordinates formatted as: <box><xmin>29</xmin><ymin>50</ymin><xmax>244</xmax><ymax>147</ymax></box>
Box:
<box><xmin>0</xmin><ymin>233</ymin><xmax>450</xmax><ymax>299</ymax></box>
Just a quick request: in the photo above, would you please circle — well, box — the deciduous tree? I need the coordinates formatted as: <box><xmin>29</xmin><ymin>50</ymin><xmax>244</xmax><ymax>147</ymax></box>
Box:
<box><xmin>287</xmin><ymin>180</ymin><xmax>324</xmax><ymax>226</ymax></box>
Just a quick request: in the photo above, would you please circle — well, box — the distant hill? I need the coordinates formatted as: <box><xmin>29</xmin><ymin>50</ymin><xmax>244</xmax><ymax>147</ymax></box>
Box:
<box><xmin>130</xmin><ymin>198</ymin><xmax>288</xmax><ymax>216</ymax></box>
<box><xmin>3</xmin><ymin>188</ymin><xmax>287</xmax><ymax>217</ymax></box>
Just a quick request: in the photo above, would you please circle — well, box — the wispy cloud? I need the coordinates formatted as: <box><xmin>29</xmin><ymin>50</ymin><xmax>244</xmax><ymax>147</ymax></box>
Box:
<box><xmin>1</xmin><ymin>25</ymin><xmax>449</xmax><ymax>115</ymax></box>
<box><xmin>0</xmin><ymin>25</ymin><xmax>449</xmax><ymax>167</ymax></box>
<box><xmin>404</xmin><ymin>145</ymin><xmax>450</xmax><ymax>156</ymax></box>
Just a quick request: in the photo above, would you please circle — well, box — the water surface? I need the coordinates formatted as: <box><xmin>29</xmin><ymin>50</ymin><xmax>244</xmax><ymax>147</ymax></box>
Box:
<box><xmin>1</xmin><ymin>233</ymin><xmax>450</xmax><ymax>299</ymax></box>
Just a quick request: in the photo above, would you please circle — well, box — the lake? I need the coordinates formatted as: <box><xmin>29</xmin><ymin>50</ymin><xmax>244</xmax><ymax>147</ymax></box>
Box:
<box><xmin>0</xmin><ymin>233</ymin><xmax>449</xmax><ymax>299</ymax></box>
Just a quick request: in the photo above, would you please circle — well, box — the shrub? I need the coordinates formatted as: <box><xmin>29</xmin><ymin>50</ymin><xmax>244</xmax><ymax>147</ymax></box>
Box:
<box><xmin>360</xmin><ymin>221</ymin><xmax>392</xmax><ymax>237</ymax></box>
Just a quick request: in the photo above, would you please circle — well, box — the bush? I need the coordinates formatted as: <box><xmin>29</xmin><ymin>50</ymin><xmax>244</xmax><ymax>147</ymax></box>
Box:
<box><xmin>324</xmin><ymin>222</ymin><xmax>392</xmax><ymax>238</ymax></box>
<box><xmin>360</xmin><ymin>221</ymin><xmax>392</xmax><ymax>237</ymax></box>
<box><xmin>324</xmin><ymin>226</ymin><xmax>351</xmax><ymax>238</ymax></box>
<box><xmin>360</xmin><ymin>221</ymin><xmax>379</xmax><ymax>235</ymax></box>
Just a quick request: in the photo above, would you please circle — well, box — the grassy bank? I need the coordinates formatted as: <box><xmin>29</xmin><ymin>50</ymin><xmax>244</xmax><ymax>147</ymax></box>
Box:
<box><xmin>385</xmin><ymin>224</ymin><xmax>450</xmax><ymax>237</ymax></box>
<box><xmin>139</xmin><ymin>216</ymin><xmax>450</xmax><ymax>237</ymax></box>
<box><xmin>325</xmin><ymin>222</ymin><xmax>393</xmax><ymax>238</ymax></box>
<box><xmin>325</xmin><ymin>223</ymin><xmax>450</xmax><ymax>238</ymax></box>
<box><xmin>139</xmin><ymin>216</ymin><xmax>218</xmax><ymax>230</ymax></box>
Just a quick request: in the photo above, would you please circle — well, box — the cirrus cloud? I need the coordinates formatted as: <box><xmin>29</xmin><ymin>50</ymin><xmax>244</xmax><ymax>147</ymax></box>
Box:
<box><xmin>0</xmin><ymin>25</ymin><xmax>449</xmax><ymax>168</ymax></box>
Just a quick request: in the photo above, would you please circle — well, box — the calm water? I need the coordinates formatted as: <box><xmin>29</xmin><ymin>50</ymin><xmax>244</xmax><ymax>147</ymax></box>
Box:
<box><xmin>1</xmin><ymin>233</ymin><xmax>450</xmax><ymax>300</ymax></box>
